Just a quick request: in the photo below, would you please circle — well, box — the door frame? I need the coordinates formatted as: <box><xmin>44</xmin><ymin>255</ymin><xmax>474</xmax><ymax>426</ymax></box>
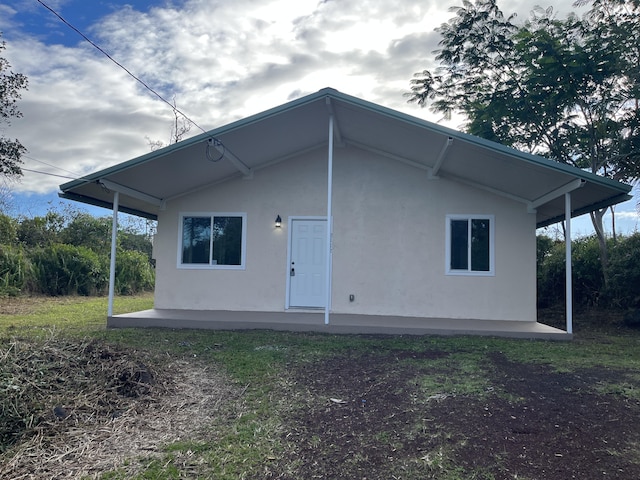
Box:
<box><xmin>285</xmin><ymin>216</ymin><xmax>328</xmax><ymax>310</ymax></box>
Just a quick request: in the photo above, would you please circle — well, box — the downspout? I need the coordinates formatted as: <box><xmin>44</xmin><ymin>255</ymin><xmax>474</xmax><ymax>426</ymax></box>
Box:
<box><xmin>565</xmin><ymin>192</ymin><xmax>573</xmax><ymax>334</ymax></box>
<box><xmin>325</xmin><ymin>114</ymin><xmax>334</xmax><ymax>325</ymax></box>
<box><xmin>107</xmin><ymin>191</ymin><xmax>119</xmax><ymax>318</ymax></box>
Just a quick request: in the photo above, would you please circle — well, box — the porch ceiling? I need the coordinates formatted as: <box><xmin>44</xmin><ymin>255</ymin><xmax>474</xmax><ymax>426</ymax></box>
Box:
<box><xmin>59</xmin><ymin>88</ymin><xmax>631</xmax><ymax>226</ymax></box>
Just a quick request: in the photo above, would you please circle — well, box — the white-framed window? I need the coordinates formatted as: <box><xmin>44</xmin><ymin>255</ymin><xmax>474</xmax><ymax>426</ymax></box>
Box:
<box><xmin>445</xmin><ymin>214</ymin><xmax>494</xmax><ymax>276</ymax></box>
<box><xmin>178</xmin><ymin>212</ymin><xmax>246</xmax><ymax>269</ymax></box>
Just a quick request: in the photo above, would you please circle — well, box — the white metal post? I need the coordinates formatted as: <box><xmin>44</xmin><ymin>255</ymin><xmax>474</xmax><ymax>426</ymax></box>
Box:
<box><xmin>565</xmin><ymin>192</ymin><xmax>573</xmax><ymax>334</ymax></box>
<box><xmin>108</xmin><ymin>191</ymin><xmax>119</xmax><ymax>317</ymax></box>
<box><xmin>325</xmin><ymin>115</ymin><xmax>334</xmax><ymax>325</ymax></box>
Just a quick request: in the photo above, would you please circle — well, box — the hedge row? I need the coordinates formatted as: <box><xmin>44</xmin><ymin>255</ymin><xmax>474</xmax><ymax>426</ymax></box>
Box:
<box><xmin>1</xmin><ymin>210</ymin><xmax>154</xmax><ymax>297</ymax></box>
<box><xmin>0</xmin><ymin>243</ymin><xmax>154</xmax><ymax>297</ymax></box>
<box><xmin>538</xmin><ymin>233</ymin><xmax>640</xmax><ymax>310</ymax></box>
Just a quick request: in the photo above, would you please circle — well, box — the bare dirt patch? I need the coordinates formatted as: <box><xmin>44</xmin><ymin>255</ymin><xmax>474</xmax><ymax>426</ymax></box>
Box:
<box><xmin>269</xmin><ymin>349</ymin><xmax>640</xmax><ymax>479</ymax></box>
<box><xmin>430</xmin><ymin>353</ymin><xmax>640</xmax><ymax>479</ymax></box>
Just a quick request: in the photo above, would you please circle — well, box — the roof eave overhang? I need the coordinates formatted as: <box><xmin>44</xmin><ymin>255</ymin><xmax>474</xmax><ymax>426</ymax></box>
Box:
<box><xmin>58</xmin><ymin>88</ymin><xmax>633</xmax><ymax>224</ymax></box>
<box><xmin>58</xmin><ymin>88</ymin><xmax>343</xmax><ymax>204</ymax></box>
<box><xmin>537</xmin><ymin>192</ymin><xmax>633</xmax><ymax>228</ymax></box>
<box><xmin>58</xmin><ymin>192</ymin><xmax>158</xmax><ymax>220</ymax></box>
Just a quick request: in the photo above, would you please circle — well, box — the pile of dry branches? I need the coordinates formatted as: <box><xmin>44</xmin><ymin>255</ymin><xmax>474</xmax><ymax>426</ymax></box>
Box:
<box><xmin>1</xmin><ymin>333</ymin><xmax>159</xmax><ymax>449</ymax></box>
<box><xmin>0</xmin><ymin>332</ymin><xmax>235</xmax><ymax>478</ymax></box>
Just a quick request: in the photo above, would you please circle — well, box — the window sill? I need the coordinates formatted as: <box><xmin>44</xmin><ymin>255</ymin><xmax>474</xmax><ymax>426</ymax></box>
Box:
<box><xmin>178</xmin><ymin>264</ymin><xmax>245</xmax><ymax>271</ymax></box>
<box><xmin>446</xmin><ymin>270</ymin><xmax>494</xmax><ymax>277</ymax></box>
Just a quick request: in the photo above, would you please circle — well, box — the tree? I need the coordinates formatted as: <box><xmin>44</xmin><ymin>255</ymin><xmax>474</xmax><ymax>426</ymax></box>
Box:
<box><xmin>407</xmin><ymin>0</ymin><xmax>640</xmax><ymax>281</ymax></box>
<box><xmin>145</xmin><ymin>95</ymin><xmax>192</xmax><ymax>151</ymax></box>
<box><xmin>16</xmin><ymin>211</ymin><xmax>64</xmax><ymax>247</ymax></box>
<box><xmin>60</xmin><ymin>212</ymin><xmax>111</xmax><ymax>253</ymax></box>
<box><xmin>0</xmin><ymin>33</ymin><xmax>28</xmax><ymax>179</ymax></box>
<box><xmin>0</xmin><ymin>182</ymin><xmax>14</xmax><ymax>212</ymax></box>
<box><xmin>0</xmin><ymin>212</ymin><xmax>17</xmax><ymax>244</ymax></box>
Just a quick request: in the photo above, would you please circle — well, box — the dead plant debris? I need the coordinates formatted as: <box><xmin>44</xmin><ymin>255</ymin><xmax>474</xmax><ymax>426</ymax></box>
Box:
<box><xmin>0</xmin><ymin>333</ymin><xmax>237</xmax><ymax>479</ymax></box>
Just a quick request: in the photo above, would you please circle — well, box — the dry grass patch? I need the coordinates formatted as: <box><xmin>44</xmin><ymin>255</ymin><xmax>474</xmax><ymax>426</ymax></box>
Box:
<box><xmin>0</xmin><ymin>332</ymin><xmax>239</xmax><ymax>479</ymax></box>
<box><xmin>0</xmin><ymin>296</ymin><xmax>77</xmax><ymax>316</ymax></box>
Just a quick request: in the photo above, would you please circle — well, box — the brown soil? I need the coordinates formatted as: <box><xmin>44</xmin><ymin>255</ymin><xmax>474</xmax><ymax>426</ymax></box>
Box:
<box><xmin>268</xmin><ymin>349</ymin><xmax>640</xmax><ymax>480</ymax></box>
<box><xmin>3</xmin><ymin>336</ymin><xmax>639</xmax><ymax>479</ymax></box>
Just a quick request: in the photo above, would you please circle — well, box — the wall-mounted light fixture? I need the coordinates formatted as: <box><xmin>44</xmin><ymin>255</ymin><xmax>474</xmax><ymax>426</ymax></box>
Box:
<box><xmin>275</xmin><ymin>215</ymin><xmax>282</xmax><ymax>228</ymax></box>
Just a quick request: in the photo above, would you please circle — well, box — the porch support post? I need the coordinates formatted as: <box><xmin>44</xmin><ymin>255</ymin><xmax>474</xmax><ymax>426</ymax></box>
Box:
<box><xmin>325</xmin><ymin>112</ymin><xmax>334</xmax><ymax>325</ymax></box>
<box><xmin>565</xmin><ymin>192</ymin><xmax>573</xmax><ymax>334</ymax></box>
<box><xmin>108</xmin><ymin>191</ymin><xmax>119</xmax><ymax>318</ymax></box>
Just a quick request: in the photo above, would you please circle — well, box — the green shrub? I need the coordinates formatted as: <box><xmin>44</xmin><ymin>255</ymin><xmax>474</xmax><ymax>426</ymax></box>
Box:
<box><xmin>537</xmin><ymin>235</ymin><xmax>605</xmax><ymax>308</ymax></box>
<box><xmin>606</xmin><ymin>233</ymin><xmax>640</xmax><ymax>309</ymax></box>
<box><xmin>571</xmin><ymin>236</ymin><xmax>604</xmax><ymax>307</ymax></box>
<box><xmin>60</xmin><ymin>213</ymin><xmax>111</xmax><ymax>253</ymax></box>
<box><xmin>30</xmin><ymin>244</ymin><xmax>108</xmax><ymax>296</ymax></box>
<box><xmin>538</xmin><ymin>233</ymin><xmax>640</xmax><ymax>311</ymax></box>
<box><xmin>0</xmin><ymin>244</ymin><xmax>29</xmax><ymax>296</ymax></box>
<box><xmin>16</xmin><ymin>212</ymin><xmax>64</xmax><ymax>247</ymax></box>
<box><xmin>115</xmin><ymin>249</ymin><xmax>155</xmax><ymax>295</ymax></box>
<box><xmin>537</xmin><ymin>237</ymin><xmax>566</xmax><ymax>308</ymax></box>
<box><xmin>623</xmin><ymin>309</ymin><xmax>640</xmax><ymax>328</ymax></box>
<box><xmin>119</xmin><ymin>230</ymin><xmax>153</xmax><ymax>260</ymax></box>
<box><xmin>0</xmin><ymin>210</ymin><xmax>155</xmax><ymax>298</ymax></box>
<box><xmin>0</xmin><ymin>214</ymin><xmax>18</xmax><ymax>245</ymax></box>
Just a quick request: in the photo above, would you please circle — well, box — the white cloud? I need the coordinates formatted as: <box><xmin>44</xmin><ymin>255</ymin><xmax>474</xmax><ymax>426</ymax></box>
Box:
<box><xmin>2</xmin><ymin>0</ymin><xmax>447</xmax><ymax>195</ymax></box>
<box><xmin>611</xmin><ymin>210</ymin><xmax>639</xmax><ymax>220</ymax></box>
<box><xmin>0</xmin><ymin>0</ymin><xmax>617</xmax><ymax>202</ymax></box>
<box><xmin>0</xmin><ymin>5</ymin><xmax>18</xmax><ymax>31</ymax></box>
<box><xmin>6</xmin><ymin>38</ymin><xmax>170</xmax><ymax>194</ymax></box>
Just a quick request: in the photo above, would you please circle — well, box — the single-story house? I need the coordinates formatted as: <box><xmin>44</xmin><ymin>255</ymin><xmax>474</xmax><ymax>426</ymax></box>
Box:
<box><xmin>59</xmin><ymin>88</ymin><xmax>632</xmax><ymax>339</ymax></box>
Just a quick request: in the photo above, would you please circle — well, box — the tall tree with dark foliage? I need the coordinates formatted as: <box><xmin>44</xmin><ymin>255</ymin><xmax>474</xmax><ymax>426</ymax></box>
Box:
<box><xmin>0</xmin><ymin>33</ymin><xmax>28</xmax><ymax>179</ymax></box>
<box><xmin>407</xmin><ymin>0</ymin><xmax>640</xmax><ymax>280</ymax></box>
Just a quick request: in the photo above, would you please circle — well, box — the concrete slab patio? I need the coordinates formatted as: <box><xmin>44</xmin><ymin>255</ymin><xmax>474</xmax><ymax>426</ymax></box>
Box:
<box><xmin>109</xmin><ymin>309</ymin><xmax>571</xmax><ymax>340</ymax></box>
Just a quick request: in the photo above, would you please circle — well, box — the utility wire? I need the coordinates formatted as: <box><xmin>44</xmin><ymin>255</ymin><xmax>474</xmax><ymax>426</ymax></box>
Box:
<box><xmin>35</xmin><ymin>0</ymin><xmax>208</xmax><ymax>136</ymax></box>
<box><xmin>24</xmin><ymin>154</ymin><xmax>83</xmax><ymax>177</ymax></box>
<box><xmin>20</xmin><ymin>167</ymin><xmax>80</xmax><ymax>180</ymax></box>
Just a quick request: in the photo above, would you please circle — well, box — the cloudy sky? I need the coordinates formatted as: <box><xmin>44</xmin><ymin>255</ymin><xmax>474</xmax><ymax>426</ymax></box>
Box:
<box><xmin>0</xmin><ymin>0</ymin><xmax>637</xmax><ymax>234</ymax></box>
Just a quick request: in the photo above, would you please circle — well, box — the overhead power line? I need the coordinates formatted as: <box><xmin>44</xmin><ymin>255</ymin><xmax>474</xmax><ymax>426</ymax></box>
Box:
<box><xmin>20</xmin><ymin>167</ymin><xmax>79</xmax><ymax>180</ymax></box>
<box><xmin>24</xmin><ymin>154</ymin><xmax>83</xmax><ymax>177</ymax></box>
<box><xmin>35</xmin><ymin>0</ymin><xmax>208</xmax><ymax>136</ymax></box>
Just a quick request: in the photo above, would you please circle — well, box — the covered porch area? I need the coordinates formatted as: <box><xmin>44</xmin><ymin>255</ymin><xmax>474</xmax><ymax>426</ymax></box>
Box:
<box><xmin>109</xmin><ymin>309</ymin><xmax>571</xmax><ymax>340</ymax></box>
<box><xmin>60</xmin><ymin>89</ymin><xmax>632</xmax><ymax>341</ymax></box>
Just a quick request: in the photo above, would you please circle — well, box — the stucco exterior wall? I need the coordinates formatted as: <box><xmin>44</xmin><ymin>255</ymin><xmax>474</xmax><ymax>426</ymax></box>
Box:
<box><xmin>153</xmin><ymin>145</ymin><xmax>537</xmax><ymax>322</ymax></box>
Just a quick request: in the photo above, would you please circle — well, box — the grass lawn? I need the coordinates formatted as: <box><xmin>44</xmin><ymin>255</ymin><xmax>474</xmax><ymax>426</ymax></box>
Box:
<box><xmin>1</xmin><ymin>295</ymin><xmax>640</xmax><ymax>479</ymax></box>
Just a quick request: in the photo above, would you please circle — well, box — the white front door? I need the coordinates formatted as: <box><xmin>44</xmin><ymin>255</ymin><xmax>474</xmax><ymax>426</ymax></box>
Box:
<box><xmin>289</xmin><ymin>219</ymin><xmax>327</xmax><ymax>308</ymax></box>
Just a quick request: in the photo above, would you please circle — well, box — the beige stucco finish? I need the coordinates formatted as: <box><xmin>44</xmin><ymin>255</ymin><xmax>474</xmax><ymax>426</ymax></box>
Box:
<box><xmin>153</xmin><ymin>145</ymin><xmax>537</xmax><ymax>322</ymax></box>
